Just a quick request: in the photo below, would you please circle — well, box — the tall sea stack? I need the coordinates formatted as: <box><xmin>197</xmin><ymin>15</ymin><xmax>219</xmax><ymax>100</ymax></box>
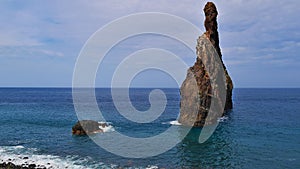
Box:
<box><xmin>179</xmin><ymin>2</ymin><xmax>233</xmax><ymax>127</ymax></box>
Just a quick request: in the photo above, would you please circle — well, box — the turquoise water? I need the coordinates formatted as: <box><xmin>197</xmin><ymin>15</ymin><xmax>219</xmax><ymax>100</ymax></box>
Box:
<box><xmin>0</xmin><ymin>88</ymin><xmax>299</xmax><ymax>168</ymax></box>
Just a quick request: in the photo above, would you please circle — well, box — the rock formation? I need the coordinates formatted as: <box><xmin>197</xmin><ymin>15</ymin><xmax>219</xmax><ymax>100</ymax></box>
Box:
<box><xmin>0</xmin><ymin>162</ymin><xmax>42</xmax><ymax>169</ymax></box>
<box><xmin>179</xmin><ymin>2</ymin><xmax>233</xmax><ymax>127</ymax></box>
<box><xmin>72</xmin><ymin>120</ymin><xmax>108</xmax><ymax>135</ymax></box>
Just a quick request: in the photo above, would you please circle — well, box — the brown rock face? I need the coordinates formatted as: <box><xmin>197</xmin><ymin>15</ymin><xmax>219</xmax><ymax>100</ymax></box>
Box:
<box><xmin>179</xmin><ymin>2</ymin><xmax>233</xmax><ymax>127</ymax></box>
<box><xmin>204</xmin><ymin>2</ymin><xmax>221</xmax><ymax>59</ymax></box>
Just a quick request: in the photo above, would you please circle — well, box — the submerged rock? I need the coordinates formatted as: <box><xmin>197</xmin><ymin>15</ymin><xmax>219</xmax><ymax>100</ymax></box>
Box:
<box><xmin>72</xmin><ymin>120</ymin><xmax>108</xmax><ymax>135</ymax></box>
<box><xmin>179</xmin><ymin>2</ymin><xmax>233</xmax><ymax>127</ymax></box>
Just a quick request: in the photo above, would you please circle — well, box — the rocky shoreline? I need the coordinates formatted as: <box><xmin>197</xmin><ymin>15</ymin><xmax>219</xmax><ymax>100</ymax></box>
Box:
<box><xmin>0</xmin><ymin>156</ymin><xmax>51</xmax><ymax>169</ymax></box>
<box><xmin>0</xmin><ymin>162</ymin><xmax>46</xmax><ymax>169</ymax></box>
<box><xmin>0</xmin><ymin>161</ymin><xmax>161</xmax><ymax>169</ymax></box>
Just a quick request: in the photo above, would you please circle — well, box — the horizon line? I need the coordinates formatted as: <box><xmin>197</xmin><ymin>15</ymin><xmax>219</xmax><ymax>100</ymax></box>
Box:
<box><xmin>0</xmin><ymin>87</ymin><xmax>300</xmax><ymax>89</ymax></box>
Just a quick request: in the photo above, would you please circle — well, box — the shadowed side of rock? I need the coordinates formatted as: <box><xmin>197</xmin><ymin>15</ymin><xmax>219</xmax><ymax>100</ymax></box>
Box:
<box><xmin>179</xmin><ymin>2</ymin><xmax>233</xmax><ymax>127</ymax></box>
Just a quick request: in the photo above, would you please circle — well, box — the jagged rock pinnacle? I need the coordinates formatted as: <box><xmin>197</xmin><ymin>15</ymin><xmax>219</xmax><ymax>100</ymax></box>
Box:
<box><xmin>179</xmin><ymin>2</ymin><xmax>233</xmax><ymax>127</ymax></box>
<box><xmin>204</xmin><ymin>2</ymin><xmax>222</xmax><ymax>59</ymax></box>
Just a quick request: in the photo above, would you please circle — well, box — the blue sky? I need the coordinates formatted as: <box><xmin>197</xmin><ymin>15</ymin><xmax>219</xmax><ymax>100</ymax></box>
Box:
<box><xmin>0</xmin><ymin>0</ymin><xmax>299</xmax><ymax>88</ymax></box>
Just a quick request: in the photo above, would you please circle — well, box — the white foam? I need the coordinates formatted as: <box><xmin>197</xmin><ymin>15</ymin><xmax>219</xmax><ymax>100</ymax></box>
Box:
<box><xmin>15</xmin><ymin>145</ymin><xmax>24</xmax><ymax>149</ymax></box>
<box><xmin>170</xmin><ymin>120</ymin><xmax>182</xmax><ymax>125</ymax></box>
<box><xmin>146</xmin><ymin>165</ymin><xmax>159</xmax><ymax>169</ymax></box>
<box><xmin>162</xmin><ymin>120</ymin><xmax>182</xmax><ymax>126</ymax></box>
<box><xmin>0</xmin><ymin>146</ymin><xmax>95</xmax><ymax>169</ymax></box>
<box><xmin>98</xmin><ymin>122</ymin><xmax>115</xmax><ymax>133</ymax></box>
<box><xmin>98</xmin><ymin>121</ymin><xmax>112</xmax><ymax>125</ymax></box>
<box><xmin>217</xmin><ymin>116</ymin><xmax>229</xmax><ymax>122</ymax></box>
<box><xmin>0</xmin><ymin>146</ymin><xmax>160</xmax><ymax>169</ymax></box>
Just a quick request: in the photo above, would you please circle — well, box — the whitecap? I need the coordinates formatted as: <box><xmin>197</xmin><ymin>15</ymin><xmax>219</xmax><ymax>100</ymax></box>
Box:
<box><xmin>146</xmin><ymin>165</ymin><xmax>159</xmax><ymax>169</ymax></box>
<box><xmin>98</xmin><ymin>121</ymin><xmax>112</xmax><ymax>124</ymax></box>
<box><xmin>217</xmin><ymin>116</ymin><xmax>228</xmax><ymax>122</ymax></box>
<box><xmin>15</xmin><ymin>145</ymin><xmax>24</xmax><ymax>149</ymax></box>
<box><xmin>170</xmin><ymin>120</ymin><xmax>182</xmax><ymax>125</ymax></box>
<box><xmin>98</xmin><ymin>122</ymin><xmax>115</xmax><ymax>133</ymax></box>
<box><xmin>162</xmin><ymin>120</ymin><xmax>182</xmax><ymax>126</ymax></box>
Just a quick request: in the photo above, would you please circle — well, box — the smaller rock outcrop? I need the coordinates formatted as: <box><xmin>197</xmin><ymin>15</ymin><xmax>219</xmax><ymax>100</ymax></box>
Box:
<box><xmin>72</xmin><ymin>120</ymin><xmax>107</xmax><ymax>135</ymax></box>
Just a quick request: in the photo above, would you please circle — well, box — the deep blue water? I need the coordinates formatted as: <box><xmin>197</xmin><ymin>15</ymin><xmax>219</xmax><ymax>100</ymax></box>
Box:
<box><xmin>0</xmin><ymin>88</ymin><xmax>299</xmax><ymax>168</ymax></box>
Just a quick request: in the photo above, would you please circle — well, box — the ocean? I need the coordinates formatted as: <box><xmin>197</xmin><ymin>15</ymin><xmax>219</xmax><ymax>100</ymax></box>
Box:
<box><xmin>0</xmin><ymin>88</ymin><xmax>299</xmax><ymax>168</ymax></box>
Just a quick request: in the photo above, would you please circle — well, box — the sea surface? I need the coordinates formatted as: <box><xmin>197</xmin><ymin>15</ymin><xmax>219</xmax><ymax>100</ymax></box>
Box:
<box><xmin>0</xmin><ymin>88</ymin><xmax>299</xmax><ymax>169</ymax></box>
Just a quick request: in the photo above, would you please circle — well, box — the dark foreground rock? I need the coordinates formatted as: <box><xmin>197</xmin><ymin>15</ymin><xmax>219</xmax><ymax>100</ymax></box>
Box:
<box><xmin>179</xmin><ymin>2</ymin><xmax>233</xmax><ymax>127</ymax></box>
<box><xmin>0</xmin><ymin>162</ymin><xmax>45</xmax><ymax>169</ymax></box>
<box><xmin>72</xmin><ymin>120</ymin><xmax>108</xmax><ymax>135</ymax></box>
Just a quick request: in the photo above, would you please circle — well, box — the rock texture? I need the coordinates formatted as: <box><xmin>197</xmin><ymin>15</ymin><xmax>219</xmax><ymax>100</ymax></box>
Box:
<box><xmin>179</xmin><ymin>2</ymin><xmax>233</xmax><ymax>127</ymax></box>
<box><xmin>0</xmin><ymin>162</ymin><xmax>44</xmax><ymax>169</ymax></box>
<box><xmin>72</xmin><ymin>120</ymin><xmax>107</xmax><ymax>135</ymax></box>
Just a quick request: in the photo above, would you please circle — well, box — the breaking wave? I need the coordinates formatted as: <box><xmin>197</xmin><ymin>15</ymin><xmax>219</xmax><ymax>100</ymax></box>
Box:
<box><xmin>162</xmin><ymin>120</ymin><xmax>182</xmax><ymax>126</ymax></box>
<box><xmin>0</xmin><ymin>145</ymin><xmax>159</xmax><ymax>169</ymax></box>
